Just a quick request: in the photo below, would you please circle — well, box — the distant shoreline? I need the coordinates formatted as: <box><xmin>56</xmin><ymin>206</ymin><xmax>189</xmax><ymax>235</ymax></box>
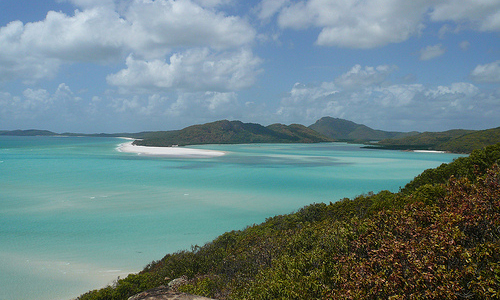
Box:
<box><xmin>117</xmin><ymin>142</ymin><xmax>226</xmax><ymax>158</ymax></box>
<box><xmin>411</xmin><ymin>150</ymin><xmax>446</xmax><ymax>154</ymax></box>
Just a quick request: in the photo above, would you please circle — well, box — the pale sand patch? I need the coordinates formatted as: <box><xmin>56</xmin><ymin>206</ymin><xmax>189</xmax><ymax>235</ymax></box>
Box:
<box><xmin>412</xmin><ymin>150</ymin><xmax>446</xmax><ymax>153</ymax></box>
<box><xmin>117</xmin><ymin>142</ymin><xmax>226</xmax><ymax>158</ymax></box>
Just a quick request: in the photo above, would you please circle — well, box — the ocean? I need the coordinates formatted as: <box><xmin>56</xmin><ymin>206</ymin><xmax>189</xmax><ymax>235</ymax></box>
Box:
<box><xmin>0</xmin><ymin>136</ymin><xmax>464</xmax><ymax>300</ymax></box>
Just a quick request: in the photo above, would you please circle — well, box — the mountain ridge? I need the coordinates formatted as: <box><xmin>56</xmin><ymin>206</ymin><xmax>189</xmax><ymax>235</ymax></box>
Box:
<box><xmin>374</xmin><ymin>127</ymin><xmax>500</xmax><ymax>153</ymax></box>
<box><xmin>308</xmin><ymin>116</ymin><xmax>418</xmax><ymax>141</ymax></box>
<box><xmin>3</xmin><ymin>117</ymin><xmax>500</xmax><ymax>153</ymax></box>
<box><xmin>133</xmin><ymin>120</ymin><xmax>334</xmax><ymax>146</ymax></box>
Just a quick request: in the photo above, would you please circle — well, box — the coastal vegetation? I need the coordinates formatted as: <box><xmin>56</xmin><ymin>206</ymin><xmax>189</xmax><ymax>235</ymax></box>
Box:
<box><xmin>308</xmin><ymin>116</ymin><xmax>418</xmax><ymax>141</ymax></box>
<box><xmin>133</xmin><ymin>120</ymin><xmax>333</xmax><ymax>147</ymax></box>
<box><xmin>374</xmin><ymin>127</ymin><xmax>500</xmax><ymax>153</ymax></box>
<box><xmin>78</xmin><ymin>143</ymin><xmax>500</xmax><ymax>300</ymax></box>
<box><xmin>2</xmin><ymin>118</ymin><xmax>500</xmax><ymax>153</ymax></box>
<box><xmin>0</xmin><ymin>129</ymin><xmax>149</xmax><ymax>139</ymax></box>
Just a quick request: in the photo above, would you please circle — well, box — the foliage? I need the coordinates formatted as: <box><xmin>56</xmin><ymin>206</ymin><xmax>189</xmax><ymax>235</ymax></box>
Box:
<box><xmin>402</xmin><ymin>143</ymin><xmax>500</xmax><ymax>193</ymax></box>
<box><xmin>308</xmin><ymin>116</ymin><xmax>416</xmax><ymax>141</ymax></box>
<box><xmin>375</xmin><ymin>127</ymin><xmax>500</xmax><ymax>153</ymax></box>
<box><xmin>78</xmin><ymin>143</ymin><xmax>500</xmax><ymax>300</ymax></box>
<box><xmin>438</xmin><ymin>127</ymin><xmax>500</xmax><ymax>153</ymax></box>
<box><xmin>134</xmin><ymin>120</ymin><xmax>333</xmax><ymax>147</ymax></box>
<box><xmin>0</xmin><ymin>129</ymin><xmax>58</xmax><ymax>136</ymax></box>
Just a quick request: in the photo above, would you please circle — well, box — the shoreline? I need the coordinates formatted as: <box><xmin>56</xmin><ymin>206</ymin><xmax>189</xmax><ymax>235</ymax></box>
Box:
<box><xmin>411</xmin><ymin>150</ymin><xmax>446</xmax><ymax>153</ymax></box>
<box><xmin>117</xmin><ymin>142</ymin><xmax>226</xmax><ymax>158</ymax></box>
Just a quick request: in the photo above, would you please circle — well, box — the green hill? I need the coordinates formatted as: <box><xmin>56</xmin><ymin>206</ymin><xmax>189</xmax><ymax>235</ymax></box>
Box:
<box><xmin>133</xmin><ymin>120</ymin><xmax>333</xmax><ymax>147</ymax></box>
<box><xmin>308</xmin><ymin>116</ymin><xmax>417</xmax><ymax>141</ymax></box>
<box><xmin>78</xmin><ymin>143</ymin><xmax>500</xmax><ymax>300</ymax></box>
<box><xmin>375</xmin><ymin>127</ymin><xmax>500</xmax><ymax>153</ymax></box>
<box><xmin>0</xmin><ymin>129</ymin><xmax>57</xmax><ymax>136</ymax></box>
<box><xmin>437</xmin><ymin>127</ymin><xmax>500</xmax><ymax>153</ymax></box>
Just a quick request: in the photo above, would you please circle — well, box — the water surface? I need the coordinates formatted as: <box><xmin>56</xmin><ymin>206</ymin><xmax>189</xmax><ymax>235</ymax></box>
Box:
<box><xmin>0</xmin><ymin>137</ymin><xmax>463</xmax><ymax>300</ymax></box>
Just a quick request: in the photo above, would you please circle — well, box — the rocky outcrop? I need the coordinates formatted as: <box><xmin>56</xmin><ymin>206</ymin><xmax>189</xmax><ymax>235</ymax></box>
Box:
<box><xmin>127</xmin><ymin>277</ymin><xmax>216</xmax><ymax>300</ymax></box>
<box><xmin>127</xmin><ymin>286</ymin><xmax>215</xmax><ymax>300</ymax></box>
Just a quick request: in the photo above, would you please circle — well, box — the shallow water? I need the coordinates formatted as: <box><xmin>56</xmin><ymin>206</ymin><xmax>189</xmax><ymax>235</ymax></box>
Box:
<box><xmin>0</xmin><ymin>137</ymin><xmax>463</xmax><ymax>300</ymax></box>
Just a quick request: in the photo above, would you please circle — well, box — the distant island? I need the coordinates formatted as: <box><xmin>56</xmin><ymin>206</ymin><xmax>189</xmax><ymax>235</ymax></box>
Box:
<box><xmin>2</xmin><ymin>116</ymin><xmax>500</xmax><ymax>153</ymax></box>
<box><xmin>132</xmin><ymin>120</ymin><xmax>333</xmax><ymax>147</ymax></box>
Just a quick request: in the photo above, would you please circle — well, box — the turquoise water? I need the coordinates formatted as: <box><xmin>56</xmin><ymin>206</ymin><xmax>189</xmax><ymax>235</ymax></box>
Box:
<box><xmin>0</xmin><ymin>137</ymin><xmax>464</xmax><ymax>300</ymax></box>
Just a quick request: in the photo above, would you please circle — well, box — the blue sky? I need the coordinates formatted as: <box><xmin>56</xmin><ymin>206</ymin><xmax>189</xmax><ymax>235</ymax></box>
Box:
<box><xmin>0</xmin><ymin>0</ymin><xmax>499</xmax><ymax>133</ymax></box>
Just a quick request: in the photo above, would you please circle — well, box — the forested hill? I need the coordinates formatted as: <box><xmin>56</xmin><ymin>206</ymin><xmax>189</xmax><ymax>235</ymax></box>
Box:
<box><xmin>308</xmin><ymin>116</ymin><xmax>418</xmax><ymax>141</ymax></box>
<box><xmin>78</xmin><ymin>143</ymin><xmax>500</xmax><ymax>300</ymax></box>
<box><xmin>0</xmin><ymin>129</ymin><xmax>57</xmax><ymax>136</ymax></box>
<box><xmin>133</xmin><ymin>120</ymin><xmax>333</xmax><ymax>146</ymax></box>
<box><xmin>375</xmin><ymin>127</ymin><xmax>500</xmax><ymax>153</ymax></box>
<box><xmin>0</xmin><ymin>129</ymin><xmax>148</xmax><ymax>139</ymax></box>
<box><xmin>3</xmin><ymin>119</ymin><xmax>500</xmax><ymax>153</ymax></box>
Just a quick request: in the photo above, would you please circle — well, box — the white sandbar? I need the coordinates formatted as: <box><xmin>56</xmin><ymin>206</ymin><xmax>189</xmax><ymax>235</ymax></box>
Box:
<box><xmin>117</xmin><ymin>142</ymin><xmax>226</xmax><ymax>158</ymax></box>
<box><xmin>412</xmin><ymin>150</ymin><xmax>446</xmax><ymax>153</ymax></box>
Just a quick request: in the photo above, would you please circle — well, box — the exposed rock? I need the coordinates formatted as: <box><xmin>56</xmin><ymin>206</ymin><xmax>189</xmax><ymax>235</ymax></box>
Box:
<box><xmin>167</xmin><ymin>276</ymin><xmax>188</xmax><ymax>289</ymax></box>
<box><xmin>127</xmin><ymin>277</ymin><xmax>217</xmax><ymax>300</ymax></box>
<box><xmin>127</xmin><ymin>285</ymin><xmax>216</xmax><ymax>300</ymax></box>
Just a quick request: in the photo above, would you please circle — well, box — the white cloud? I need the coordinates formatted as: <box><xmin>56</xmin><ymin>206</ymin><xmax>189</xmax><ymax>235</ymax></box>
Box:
<box><xmin>0</xmin><ymin>8</ymin><xmax>126</xmax><ymax>82</ymax></box>
<box><xmin>58</xmin><ymin>0</ymin><xmax>117</xmax><ymax>9</ymax></box>
<box><xmin>276</xmin><ymin>64</ymin><xmax>495</xmax><ymax>131</ymax></box>
<box><xmin>257</xmin><ymin>0</ymin><xmax>290</xmax><ymax>20</ymax></box>
<box><xmin>419</xmin><ymin>44</ymin><xmax>446</xmax><ymax>61</ymax></box>
<box><xmin>0</xmin><ymin>21</ymin><xmax>63</xmax><ymax>82</ymax></box>
<box><xmin>277</xmin><ymin>81</ymin><xmax>342</xmax><ymax>121</ymax></box>
<box><xmin>169</xmin><ymin>91</ymin><xmax>239</xmax><ymax>117</ymax></box>
<box><xmin>125</xmin><ymin>0</ymin><xmax>255</xmax><ymax>58</ymax></box>
<box><xmin>0</xmin><ymin>83</ymin><xmax>91</xmax><ymax>126</ymax></box>
<box><xmin>0</xmin><ymin>0</ymin><xmax>256</xmax><ymax>82</ymax></box>
<box><xmin>107</xmin><ymin>48</ymin><xmax>262</xmax><ymax>92</ymax></box>
<box><xmin>276</xmin><ymin>0</ymin><xmax>429</xmax><ymax>48</ymax></box>
<box><xmin>430</xmin><ymin>0</ymin><xmax>500</xmax><ymax>31</ymax></box>
<box><xmin>192</xmin><ymin>0</ymin><xmax>233</xmax><ymax>8</ymax></box>
<box><xmin>470</xmin><ymin>60</ymin><xmax>500</xmax><ymax>83</ymax></box>
<box><xmin>268</xmin><ymin>0</ymin><xmax>500</xmax><ymax>49</ymax></box>
<box><xmin>374</xmin><ymin>84</ymin><xmax>426</xmax><ymax>107</ymax></box>
<box><xmin>335</xmin><ymin>64</ymin><xmax>397</xmax><ymax>90</ymax></box>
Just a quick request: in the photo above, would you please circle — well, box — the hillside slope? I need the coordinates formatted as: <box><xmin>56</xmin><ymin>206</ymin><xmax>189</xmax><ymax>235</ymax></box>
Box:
<box><xmin>376</xmin><ymin>127</ymin><xmax>500</xmax><ymax>153</ymax></box>
<box><xmin>134</xmin><ymin>120</ymin><xmax>333</xmax><ymax>146</ymax></box>
<box><xmin>78</xmin><ymin>143</ymin><xmax>500</xmax><ymax>300</ymax></box>
<box><xmin>0</xmin><ymin>129</ymin><xmax>57</xmax><ymax>136</ymax></box>
<box><xmin>308</xmin><ymin>116</ymin><xmax>416</xmax><ymax>141</ymax></box>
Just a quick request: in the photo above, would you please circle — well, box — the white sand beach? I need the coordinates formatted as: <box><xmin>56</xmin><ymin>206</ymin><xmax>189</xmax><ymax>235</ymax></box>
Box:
<box><xmin>117</xmin><ymin>142</ymin><xmax>226</xmax><ymax>158</ymax></box>
<box><xmin>413</xmin><ymin>150</ymin><xmax>446</xmax><ymax>153</ymax></box>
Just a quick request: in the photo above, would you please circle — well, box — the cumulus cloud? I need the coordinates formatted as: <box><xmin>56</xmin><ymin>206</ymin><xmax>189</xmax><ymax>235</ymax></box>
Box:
<box><xmin>0</xmin><ymin>21</ymin><xmax>63</xmax><ymax>82</ymax></box>
<box><xmin>430</xmin><ymin>0</ymin><xmax>500</xmax><ymax>31</ymax></box>
<box><xmin>0</xmin><ymin>83</ymin><xmax>234</xmax><ymax>132</ymax></box>
<box><xmin>419</xmin><ymin>44</ymin><xmax>446</xmax><ymax>61</ymax></box>
<box><xmin>125</xmin><ymin>0</ymin><xmax>255</xmax><ymax>58</ymax></box>
<box><xmin>470</xmin><ymin>60</ymin><xmax>500</xmax><ymax>83</ymax></box>
<box><xmin>58</xmin><ymin>0</ymin><xmax>117</xmax><ymax>9</ymax></box>
<box><xmin>0</xmin><ymin>0</ymin><xmax>256</xmax><ymax>82</ymax></box>
<box><xmin>276</xmin><ymin>64</ymin><xmax>496</xmax><ymax>131</ymax></box>
<box><xmin>107</xmin><ymin>90</ymin><xmax>241</xmax><ymax>127</ymax></box>
<box><xmin>274</xmin><ymin>0</ymin><xmax>429</xmax><ymax>48</ymax></box>
<box><xmin>257</xmin><ymin>0</ymin><xmax>290</xmax><ymax>20</ymax></box>
<box><xmin>107</xmin><ymin>48</ymin><xmax>262</xmax><ymax>92</ymax></box>
<box><xmin>266</xmin><ymin>0</ymin><xmax>500</xmax><ymax>49</ymax></box>
<box><xmin>192</xmin><ymin>0</ymin><xmax>233</xmax><ymax>8</ymax></box>
<box><xmin>335</xmin><ymin>65</ymin><xmax>397</xmax><ymax>90</ymax></box>
<box><xmin>169</xmin><ymin>91</ymin><xmax>239</xmax><ymax>117</ymax></box>
<box><xmin>0</xmin><ymin>83</ymin><xmax>92</xmax><ymax>127</ymax></box>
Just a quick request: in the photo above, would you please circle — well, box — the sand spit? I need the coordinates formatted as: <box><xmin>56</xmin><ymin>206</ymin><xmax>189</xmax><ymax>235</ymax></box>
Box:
<box><xmin>117</xmin><ymin>142</ymin><xmax>225</xmax><ymax>158</ymax></box>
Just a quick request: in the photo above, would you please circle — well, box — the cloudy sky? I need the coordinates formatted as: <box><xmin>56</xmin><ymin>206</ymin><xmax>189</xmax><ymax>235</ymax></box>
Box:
<box><xmin>0</xmin><ymin>0</ymin><xmax>499</xmax><ymax>133</ymax></box>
